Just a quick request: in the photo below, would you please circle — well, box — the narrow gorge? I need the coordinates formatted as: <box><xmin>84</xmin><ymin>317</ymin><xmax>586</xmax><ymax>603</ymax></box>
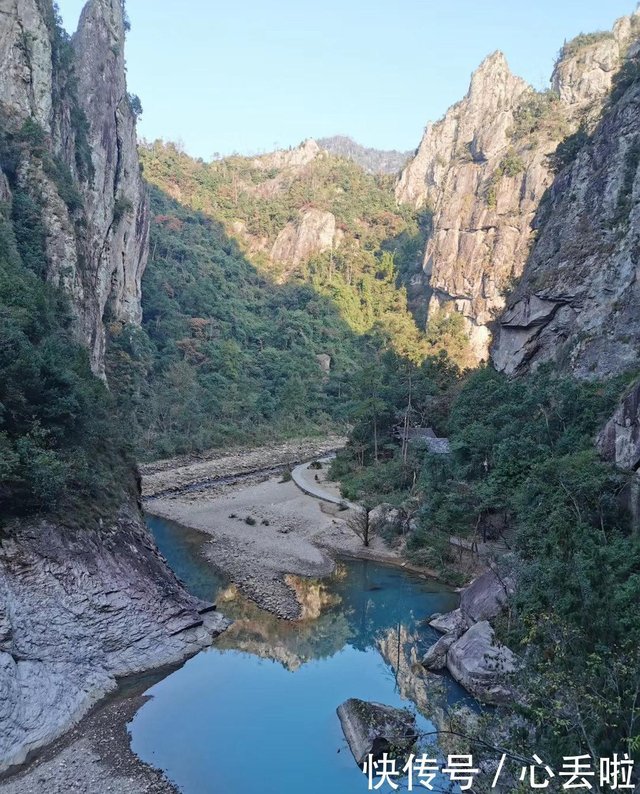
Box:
<box><xmin>1</xmin><ymin>1</ymin><xmax>639</xmax><ymax>792</ymax></box>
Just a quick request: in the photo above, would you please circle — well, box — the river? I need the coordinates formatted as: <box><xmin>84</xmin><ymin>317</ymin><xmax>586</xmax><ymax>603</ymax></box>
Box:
<box><xmin>128</xmin><ymin>516</ymin><xmax>474</xmax><ymax>793</ymax></box>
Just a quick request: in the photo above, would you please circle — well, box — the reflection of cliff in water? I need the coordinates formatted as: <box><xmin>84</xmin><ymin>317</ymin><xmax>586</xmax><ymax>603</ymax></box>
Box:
<box><xmin>148</xmin><ymin>515</ymin><xmax>460</xmax><ymax>672</ymax></box>
<box><xmin>378</xmin><ymin>624</ymin><xmax>480</xmax><ymax>748</ymax></box>
<box><xmin>215</xmin><ymin>560</ymin><xmax>460</xmax><ymax>672</ymax></box>
<box><xmin>215</xmin><ymin>582</ymin><xmax>351</xmax><ymax>671</ymax></box>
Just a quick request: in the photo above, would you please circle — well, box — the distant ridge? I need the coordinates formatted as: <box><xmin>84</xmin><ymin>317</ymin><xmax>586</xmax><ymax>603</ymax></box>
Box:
<box><xmin>317</xmin><ymin>135</ymin><xmax>411</xmax><ymax>174</ymax></box>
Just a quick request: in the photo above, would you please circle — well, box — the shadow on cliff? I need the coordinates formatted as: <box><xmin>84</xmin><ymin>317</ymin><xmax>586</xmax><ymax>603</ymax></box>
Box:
<box><xmin>106</xmin><ymin>186</ymin><xmax>387</xmax><ymax>459</ymax></box>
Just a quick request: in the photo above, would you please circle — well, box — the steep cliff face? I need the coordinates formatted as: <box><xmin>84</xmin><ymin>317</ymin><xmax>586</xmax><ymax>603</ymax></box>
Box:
<box><xmin>397</xmin><ymin>14</ymin><xmax>639</xmax><ymax>361</ymax></box>
<box><xmin>492</xmin><ymin>49</ymin><xmax>640</xmax><ymax>378</ymax></box>
<box><xmin>0</xmin><ymin>1</ymin><xmax>220</xmax><ymax>773</ymax></box>
<box><xmin>72</xmin><ymin>0</ymin><xmax>149</xmax><ymax>362</ymax></box>
<box><xmin>0</xmin><ymin>0</ymin><xmax>148</xmax><ymax>374</ymax></box>
<box><xmin>0</xmin><ymin>0</ymin><xmax>53</xmax><ymax>128</ymax></box>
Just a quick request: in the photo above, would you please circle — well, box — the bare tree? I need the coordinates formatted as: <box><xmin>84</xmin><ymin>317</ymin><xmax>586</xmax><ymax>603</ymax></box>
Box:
<box><xmin>348</xmin><ymin>504</ymin><xmax>375</xmax><ymax>547</ymax></box>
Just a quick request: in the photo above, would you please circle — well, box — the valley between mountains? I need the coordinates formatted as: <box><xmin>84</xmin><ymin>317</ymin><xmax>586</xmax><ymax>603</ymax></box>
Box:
<box><xmin>1</xmin><ymin>2</ymin><xmax>640</xmax><ymax>792</ymax></box>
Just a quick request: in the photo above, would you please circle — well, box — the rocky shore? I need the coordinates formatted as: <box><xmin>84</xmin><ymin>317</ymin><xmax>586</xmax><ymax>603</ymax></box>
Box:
<box><xmin>0</xmin><ymin>688</ymin><xmax>179</xmax><ymax>794</ymax></box>
<box><xmin>0</xmin><ymin>506</ymin><xmax>229</xmax><ymax>775</ymax></box>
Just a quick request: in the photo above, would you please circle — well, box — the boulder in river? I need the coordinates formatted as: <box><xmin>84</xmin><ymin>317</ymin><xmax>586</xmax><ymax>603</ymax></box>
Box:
<box><xmin>446</xmin><ymin>621</ymin><xmax>517</xmax><ymax>703</ymax></box>
<box><xmin>422</xmin><ymin>632</ymin><xmax>457</xmax><ymax>671</ymax></box>
<box><xmin>428</xmin><ymin>607</ymin><xmax>466</xmax><ymax>637</ymax></box>
<box><xmin>337</xmin><ymin>698</ymin><xmax>417</xmax><ymax>766</ymax></box>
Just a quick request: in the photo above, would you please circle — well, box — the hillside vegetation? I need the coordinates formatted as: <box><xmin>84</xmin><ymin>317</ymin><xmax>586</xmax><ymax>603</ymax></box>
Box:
<box><xmin>139</xmin><ymin>141</ymin><xmax>472</xmax><ymax>364</ymax></box>
<box><xmin>107</xmin><ymin>188</ymin><xmax>374</xmax><ymax>458</ymax></box>
<box><xmin>0</xmin><ymin>147</ymin><xmax>133</xmax><ymax>525</ymax></box>
<box><xmin>107</xmin><ymin>142</ymin><xmax>475</xmax><ymax>460</ymax></box>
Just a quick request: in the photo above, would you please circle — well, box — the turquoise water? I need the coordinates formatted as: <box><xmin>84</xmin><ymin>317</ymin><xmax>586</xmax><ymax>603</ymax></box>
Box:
<box><xmin>131</xmin><ymin>516</ymin><xmax>472</xmax><ymax>794</ymax></box>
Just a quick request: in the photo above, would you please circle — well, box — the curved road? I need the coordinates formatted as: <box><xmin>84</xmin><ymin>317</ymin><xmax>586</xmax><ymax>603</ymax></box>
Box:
<box><xmin>291</xmin><ymin>458</ymin><xmax>357</xmax><ymax>509</ymax></box>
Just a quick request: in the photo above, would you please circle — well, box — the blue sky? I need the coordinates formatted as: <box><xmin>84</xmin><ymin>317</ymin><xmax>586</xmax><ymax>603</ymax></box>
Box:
<box><xmin>57</xmin><ymin>1</ymin><xmax>636</xmax><ymax>160</ymax></box>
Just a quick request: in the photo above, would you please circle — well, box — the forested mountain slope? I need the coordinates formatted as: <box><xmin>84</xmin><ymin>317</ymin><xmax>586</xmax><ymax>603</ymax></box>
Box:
<box><xmin>107</xmin><ymin>138</ymin><xmax>476</xmax><ymax>459</ymax></box>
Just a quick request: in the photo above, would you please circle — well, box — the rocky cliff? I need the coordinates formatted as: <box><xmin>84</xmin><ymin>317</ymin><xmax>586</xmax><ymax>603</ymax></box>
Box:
<box><xmin>270</xmin><ymin>207</ymin><xmax>337</xmax><ymax>271</ymax></box>
<box><xmin>0</xmin><ymin>0</ymin><xmax>148</xmax><ymax>374</ymax></box>
<box><xmin>397</xmin><ymin>14</ymin><xmax>639</xmax><ymax>362</ymax></box>
<box><xmin>0</xmin><ymin>0</ymin><xmax>226</xmax><ymax>773</ymax></box>
<box><xmin>492</xmin><ymin>42</ymin><xmax>640</xmax><ymax>378</ymax></box>
<box><xmin>0</xmin><ymin>510</ymin><xmax>228</xmax><ymax>771</ymax></box>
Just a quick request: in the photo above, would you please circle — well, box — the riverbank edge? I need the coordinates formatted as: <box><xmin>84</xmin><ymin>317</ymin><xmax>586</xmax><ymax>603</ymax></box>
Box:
<box><xmin>0</xmin><ymin>650</ymin><xmax>218</xmax><ymax>793</ymax></box>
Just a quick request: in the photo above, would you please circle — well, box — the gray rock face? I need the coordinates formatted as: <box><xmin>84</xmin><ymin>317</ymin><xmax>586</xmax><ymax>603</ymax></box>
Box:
<box><xmin>460</xmin><ymin>569</ymin><xmax>514</xmax><ymax>625</ymax></box>
<box><xmin>0</xmin><ymin>0</ymin><xmax>54</xmax><ymax>129</ymax></box>
<box><xmin>315</xmin><ymin>353</ymin><xmax>331</xmax><ymax>375</ymax></box>
<box><xmin>0</xmin><ymin>510</ymin><xmax>229</xmax><ymax>771</ymax></box>
<box><xmin>422</xmin><ymin>632</ymin><xmax>457</xmax><ymax>671</ymax></box>
<box><xmin>398</xmin><ymin>14</ymin><xmax>639</xmax><ymax>363</ymax></box>
<box><xmin>337</xmin><ymin>699</ymin><xmax>417</xmax><ymax>766</ymax></box>
<box><xmin>598</xmin><ymin>381</ymin><xmax>640</xmax><ymax>470</ymax></box>
<box><xmin>369</xmin><ymin>503</ymin><xmax>409</xmax><ymax>539</ymax></box>
<box><xmin>0</xmin><ymin>0</ymin><xmax>148</xmax><ymax>374</ymax></box>
<box><xmin>428</xmin><ymin>608</ymin><xmax>466</xmax><ymax>637</ymax></box>
<box><xmin>424</xmin><ymin>571</ymin><xmax>516</xmax><ymax>701</ymax></box>
<box><xmin>72</xmin><ymin>0</ymin><xmax>149</xmax><ymax>370</ymax></box>
<box><xmin>446</xmin><ymin>621</ymin><xmax>517</xmax><ymax>703</ymax></box>
<box><xmin>493</xmin><ymin>59</ymin><xmax>640</xmax><ymax>379</ymax></box>
<box><xmin>597</xmin><ymin>381</ymin><xmax>640</xmax><ymax>532</ymax></box>
<box><xmin>270</xmin><ymin>208</ymin><xmax>336</xmax><ymax>269</ymax></box>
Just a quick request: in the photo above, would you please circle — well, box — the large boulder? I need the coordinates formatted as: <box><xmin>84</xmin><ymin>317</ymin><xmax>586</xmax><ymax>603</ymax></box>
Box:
<box><xmin>422</xmin><ymin>632</ymin><xmax>457</xmax><ymax>671</ymax></box>
<box><xmin>428</xmin><ymin>570</ymin><xmax>514</xmax><ymax>640</ymax></box>
<box><xmin>369</xmin><ymin>503</ymin><xmax>409</xmax><ymax>541</ymax></box>
<box><xmin>428</xmin><ymin>608</ymin><xmax>466</xmax><ymax>637</ymax></box>
<box><xmin>337</xmin><ymin>699</ymin><xmax>417</xmax><ymax>766</ymax></box>
<box><xmin>446</xmin><ymin>621</ymin><xmax>517</xmax><ymax>703</ymax></box>
<box><xmin>460</xmin><ymin>570</ymin><xmax>515</xmax><ymax>625</ymax></box>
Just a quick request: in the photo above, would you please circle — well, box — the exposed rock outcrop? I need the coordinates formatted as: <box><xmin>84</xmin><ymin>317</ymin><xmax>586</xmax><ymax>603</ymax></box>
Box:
<box><xmin>250</xmin><ymin>138</ymin><xmax>320</xmax><ymax>171</ymax></box>
<box><xmin>598</xmin><ymin>381</ymin><xmax>640</xmax><ymax>470</ymax></box>
<box><xmin>270</xmin><ymin>208</ymin><xmax>336</xmax><ymax>268</ymax></box>
<box><xmin>72</xmin><ymin>0</ymin><xmax>149</xmax><ymax>368</ymax></box>
<box><xmin>597</xmin><ymin>381</ymin><xmax>640</xmax><ymax>531</ymax></box>
<box><xmin>398</xmin><ymin>14</ymin><xmax>639</xmax><ymax>362</ymax></box>
<box><xmin>0</xmin><ymin>0</ymin><xmax>54</xmax><ymax>128</ymax></box>
<box><xmin>446</xmin><ymin>621</ymin><xmax>517</xmax><ymax>703</ymax></box>
<box><xmin>369</xmin><ymin>503</ymin><xmax>409</xmax><ymax>540</ymax></box>
<box><xmin>0</xmin><ymin>0</ymin><xmax>148</xmax><ymax>374</ymax></box>
<box><xmin>493</xmin><ymin>46</ymin><xmax>640</xmax><ymax>378</ymax></box>
<box><xmin>337</xmin><ymin>698</ymin><xmax>417</xmax><ymax>766</ymax></box>
<box><xmin>0</xmin><ymin>510</ymin><xmax>229</xmax><ymax>771</ymax></box>
<box><xmin>424</xmin><ymin>570</ymin><xmax>516</xmax><ymax>702</ymax></box>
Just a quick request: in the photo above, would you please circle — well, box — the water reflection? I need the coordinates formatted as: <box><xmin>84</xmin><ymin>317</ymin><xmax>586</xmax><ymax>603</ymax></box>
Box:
<box><xmin>133</xmin><ymin>515</ymin><xmax>472</xmax><ymax>794</ymax></box>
